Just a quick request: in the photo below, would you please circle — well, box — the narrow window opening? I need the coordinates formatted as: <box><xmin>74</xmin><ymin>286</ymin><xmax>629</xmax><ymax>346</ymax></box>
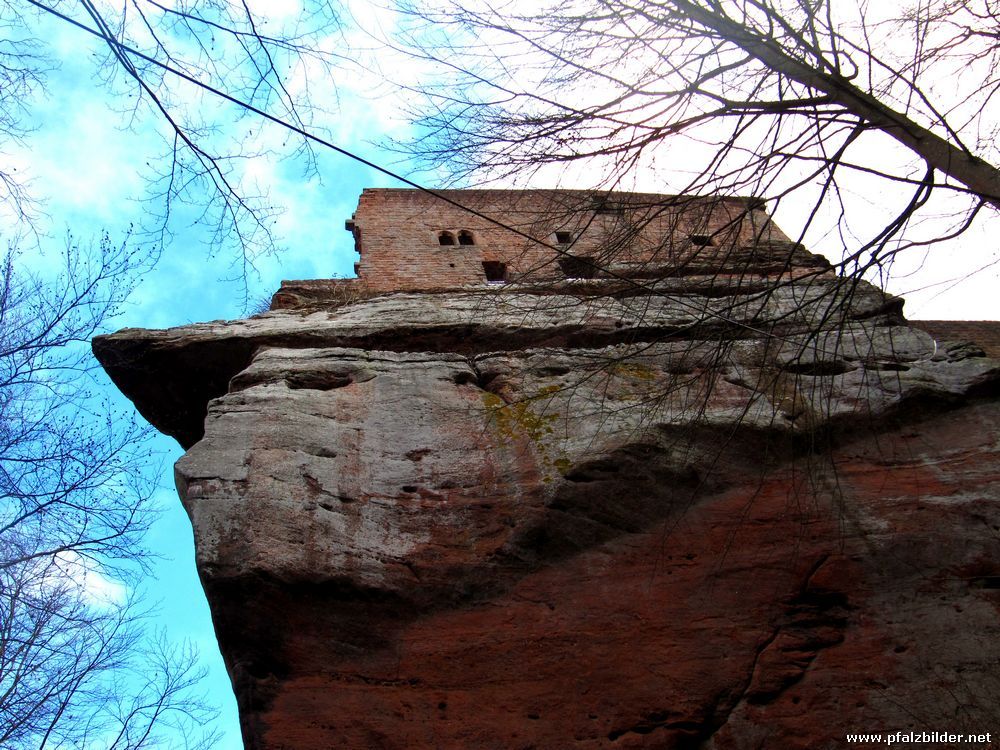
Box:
<box><xmin>482</xmin><ymin>261</ymin><xmax>507</xmax><ymax>283</ymax></box>
<box><xmin>559</xmin><ymin>256</ymin><xmax>597</xmax><ymax>279</ymax></box>
<box><xmin>689</xmin><ymin>234</ymin><xmax>714</xmax><ymax>247</ymax></box>
<box><xmin>554</xmin><ymin>231</ymin><xmax>573</xmax><ymax>245</ymax></box>
<box><xmin>438</xmin><ymin>231</ymin><xmax>456</xmax><ymax>246</ymax></box>
<box><xmin>458</xmin><ymin>230</ymin><xmax>475</xmax><ymax>245</ymax></box>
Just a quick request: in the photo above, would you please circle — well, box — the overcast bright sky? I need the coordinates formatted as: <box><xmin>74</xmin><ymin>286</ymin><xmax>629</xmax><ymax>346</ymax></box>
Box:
<box><xmin>11</xmin><ymin>0</ymin><xmax>1000</xmax><ymax>746</ymax></box>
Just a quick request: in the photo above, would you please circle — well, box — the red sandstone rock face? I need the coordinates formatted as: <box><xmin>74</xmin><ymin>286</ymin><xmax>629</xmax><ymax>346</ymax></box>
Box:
<box><xmin>188</xmin><ymin>388</ymin><xmax>1000</xmax><ymax>750</ymax></box>
<box><xmin>93</xmin><ymin>222</ymin><xmax>1000</xmax><ymax>749</ymax></box>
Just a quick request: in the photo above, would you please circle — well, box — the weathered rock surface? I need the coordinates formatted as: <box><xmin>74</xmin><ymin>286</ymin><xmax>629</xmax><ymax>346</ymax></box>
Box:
<box><xmin>94</xmin><ymin>278</ymin><xmax>903</xmax><ymax>446</ymax></box>
<box><xmin>96</xmin><ymin>276</ymin><xmax>1000</xmax><ymax>749</ymax></box>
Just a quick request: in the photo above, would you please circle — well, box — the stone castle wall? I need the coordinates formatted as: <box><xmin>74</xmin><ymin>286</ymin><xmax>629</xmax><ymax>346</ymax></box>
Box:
<box><xmin>273</xmin><ymin>189</ymin><xmax>831</xmax><ymax>310</ymax></box>
<box><xmin>349</xmin><ymin>189</ymin><xmax>793</xmax><ymax>291</ymax></box>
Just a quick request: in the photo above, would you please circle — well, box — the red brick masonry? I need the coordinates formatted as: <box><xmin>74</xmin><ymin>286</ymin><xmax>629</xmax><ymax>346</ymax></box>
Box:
<box><xmin>348</xmin><ymin>188</ymin><xmax>793</xmax><ymax>292</ymax></box>
<box><xmin>913</xmin><ymin>320</ymin><xmax>1000</xmax><ymax>358</ymax></box>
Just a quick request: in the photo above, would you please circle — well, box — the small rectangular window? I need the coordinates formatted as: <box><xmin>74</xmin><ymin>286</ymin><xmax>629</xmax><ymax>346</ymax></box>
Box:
<box><xmin>689</xmin><ymin>234</ymin><xmax>714</xmax><ymax>247</ymax></box>
<box><xmin>558</xmin><ymin>256</ymin><xmax>597</xmax><ymax>279</ymax></box>
<box><xmin>482</xmin><ymin>261</ymin><xmax>507</xmax><ymax>282</ymax></box>
<box><xmin>554</xmin><ymin>231</ymin><xmax>573</xmax><ymax>245</ymax></box>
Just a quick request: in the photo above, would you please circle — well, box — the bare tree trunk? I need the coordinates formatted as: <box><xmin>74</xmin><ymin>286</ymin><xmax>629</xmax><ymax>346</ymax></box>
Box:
<box><xmin>672</xmin><ymin>0</ymin><xmax>1000</xmax><ymax>210</ymax></box>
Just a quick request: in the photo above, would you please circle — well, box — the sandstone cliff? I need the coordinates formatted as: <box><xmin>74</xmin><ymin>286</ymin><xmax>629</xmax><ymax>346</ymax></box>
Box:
<box><xmin>96</xmin><ymin>264</ymin><xmax>1000</xmax><ymax>749</ymax></box>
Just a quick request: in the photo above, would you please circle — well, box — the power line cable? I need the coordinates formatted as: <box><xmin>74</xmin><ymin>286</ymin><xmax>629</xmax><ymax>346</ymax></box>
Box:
<box><xmin>26</xmin><ymin>0</ymin><xmax>864</xmax><ymax>348</ymax></box>
<box><xmin>28</xmin><ymin>0</ymin><xmax>595</xmax><ymax>253</ymax></box>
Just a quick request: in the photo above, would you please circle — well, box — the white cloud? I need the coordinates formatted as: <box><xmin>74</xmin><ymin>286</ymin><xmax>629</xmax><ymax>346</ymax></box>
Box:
<box><xmin>52</xmin><ymin>551</ymin><xmax>128</xmax><ymax>605</ymax></box>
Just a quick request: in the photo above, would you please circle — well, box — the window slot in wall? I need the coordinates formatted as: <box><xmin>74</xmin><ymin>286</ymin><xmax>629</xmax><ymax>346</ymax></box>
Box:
<box><xmin>689</xmin><ymin>234</ymin><xmax>714</xmax><ymax>247</ymax></box>
<box><xmin>554</xmin><ymin>231</ymin><xmax>573</xmax><ymax>245</ymax></box>
<box><xmin>558</xmin><ymin>256</ymin><xmax>597</xmax><ymax>279</ymax></box>
<box><xmin>438</xmin><ymin>231</ymin><xmax>456</xmax><ymax>246</ymax></box>
<box><xmin>482</xmin><ymin>261</ymin><xmax>508</xmax><ymax>283</ymax></box>
<box><xmin>458</xmin><ymin>230</ymin><xmax>476</xmax><ymax>245</ymax></box>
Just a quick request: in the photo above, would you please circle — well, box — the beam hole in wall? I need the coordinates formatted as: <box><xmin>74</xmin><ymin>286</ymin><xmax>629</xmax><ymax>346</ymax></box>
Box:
<box><xmin>591</xmin><ymin>196</ymin><xmax>624</xmax><ymax>215</ymax></box>
<box><xmin>482</xmin><ymin>261</ymin><xmax>508</xmax><ymax>283</ymax></box>
<box><xmin>689</xmin><ymin>234</ymin><xmax>714</xmax><ymax>247</ymax></box>
<box><xmin>559</xmin><ymin>255</ymin><xmax>597</xmax><ymax>279</ymax></box>
<box><xmin>458</xmin><ymin>230</ymin><xmax>475</xmax><ymax>245</ymax></box>
<box><xmin>554</xmin><ymin>231</ymin><xmax>573</xmax><ymax>245</ymax></box>
<box><xmin>438</xmin><ymin>231</ymin><xmax>456</xmax><ymax>246</ymax></box>
<box><xmin>972</xmin><ymin>576</ymin><xmax>1000</xmax><ymax>589</ymax></box>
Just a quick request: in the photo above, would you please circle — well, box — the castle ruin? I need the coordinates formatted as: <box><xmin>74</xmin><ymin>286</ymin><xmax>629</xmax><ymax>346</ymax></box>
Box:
<box><xmin>96</xmin><ymin>189</ymin><xmax>1000</xmax><ymax>749</ymax></box>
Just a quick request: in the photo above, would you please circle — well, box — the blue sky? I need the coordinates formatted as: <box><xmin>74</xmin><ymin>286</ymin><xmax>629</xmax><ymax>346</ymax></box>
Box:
<box><xmin>8</xmin><ymin>1</ymin><xmax>1000</xmax><ymax>748</ymax></box>
<box><xmin>11</xmin><ymin>3</ymin><xmax>410</xmax><ymax>747</ymax></box>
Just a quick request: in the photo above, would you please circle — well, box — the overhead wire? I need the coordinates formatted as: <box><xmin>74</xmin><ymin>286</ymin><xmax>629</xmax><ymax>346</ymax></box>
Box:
<box><xmin>25</xmin><ymin>0</ymin><xmax>871</xmax><ymax>350</ymax></box>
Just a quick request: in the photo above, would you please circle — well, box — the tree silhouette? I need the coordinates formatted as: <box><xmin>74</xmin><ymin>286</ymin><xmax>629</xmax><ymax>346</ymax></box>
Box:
<box><xmin>0</xmin><ymin>236</ymin><xmax>216</xmax><ymax>749</ymax></box>
<box><xmin>7</xmin><ymin>0</ymin><xmax>344</xmax><ymax>268</ymax></box>
<box><xmin>391</xmin><ymin>0</ymin><xmax>1000</xmax><ymax>288</ymax></box>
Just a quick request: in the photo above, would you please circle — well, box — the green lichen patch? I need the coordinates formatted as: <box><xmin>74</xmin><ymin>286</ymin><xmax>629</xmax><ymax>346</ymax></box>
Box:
<box><xmin>482</xmin><ymin>387</ymin><xmax>569</xmax><ymax>480</ymax></box>
<box><xmin>610</xmin><ymin>362</ymin><xmax>659</xmax><ymax>381</ymax></box>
